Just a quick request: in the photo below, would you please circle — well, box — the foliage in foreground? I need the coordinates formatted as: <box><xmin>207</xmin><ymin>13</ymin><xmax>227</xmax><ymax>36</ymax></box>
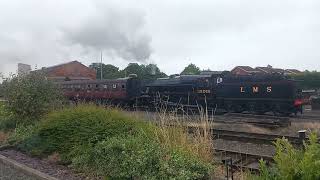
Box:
<box><xmin>1</xmin><ymin>72</ymin><xmax>62</xmax><ymax>124</ymax></box>
<box><xmin>250</xmin><ymin>133</ymin><xmax>320</xmax><ymax>180</ymax></box>
<box><xmin>13</xmin><ymin>105</ymin><xmax>213</xmax><ymax>179</ymax></box>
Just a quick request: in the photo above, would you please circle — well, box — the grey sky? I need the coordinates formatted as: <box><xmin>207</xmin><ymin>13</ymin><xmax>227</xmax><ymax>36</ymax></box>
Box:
<box><xmin>0</xmin><ymin>0</ymin><xmax>320</xmax><ymax>77</ymax></box>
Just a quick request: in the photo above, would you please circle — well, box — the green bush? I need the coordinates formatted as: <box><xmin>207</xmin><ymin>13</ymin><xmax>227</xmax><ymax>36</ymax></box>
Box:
<box><xmin>0</xmin><ymin>102</ymin><xmax>16</xmax><ymax>130</ymax></box>
<box><xmin>2</xmin><ymin>72</ymin><xmax>62</xmax><ymax>122</ymax></box>
<box><xmin>18</xmin><ymin>105</ymin><xmax>155</xmax><ymax>159</ymax></box>
<box><xmin>16</xmin><ymin>105</ymin><xmax>213</xmax><ymax>179</ymax></box>
<box><xmin>251</xmin><ymin>133</ymin><xmax>320</xmax><ymax>180</ymax></box>
<box><xmin>72</xmin><ymin>136</ymin><xmax>212</xmax><ymax>179</ymax></box>
<box><xmin>159</xmin><ymin>148</ymin><xmax>212</xmax><ymax>180</ymax></box>
<box><xmin>72</xmin><ymin>136</ymin><xmax>162</xmax><ymax>179</ymax></box>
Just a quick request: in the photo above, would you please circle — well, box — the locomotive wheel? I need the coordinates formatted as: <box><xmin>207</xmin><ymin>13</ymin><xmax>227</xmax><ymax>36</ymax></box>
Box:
<box><xmin>248</xmin><ymin>103</ymin><xmax>255</xmax><ymax>114</ymax></box>
<box><xmin>224</xmin><ymin>101</ymin><xmax>233</xmax><ymax>113</ymax></box>
<box><xmin>254</xmin><ymin>104</ymin><xmax>267</xmax><ymax>115</ymax></box>
<box><xmin>232</xmin><ymin>105</ymin><xmax>243</xmax><ymax>113</ymax></box>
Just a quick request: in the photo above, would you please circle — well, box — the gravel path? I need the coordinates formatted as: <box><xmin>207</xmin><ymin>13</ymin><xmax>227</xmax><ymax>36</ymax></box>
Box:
<box><xmin>0</xmin><ymin>149</ymin><xmax>94</xmax><ymax>180</ymax></box>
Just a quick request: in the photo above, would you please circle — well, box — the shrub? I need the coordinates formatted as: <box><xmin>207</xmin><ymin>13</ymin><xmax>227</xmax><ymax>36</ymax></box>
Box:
<box><xmin>0</xmin><ymin>102</ymin><xmax>17</xmax><ymax>130</ymax></box>
<box><xmin>159</xmin><ymin>148</ymin><xmax>212</xmax><ymax>180</ymax></box>
<box><xmin>18</xmin><ymin>105</ymin><xmax>155</xmax><ymax>159</ymax></box>
<box><xmin>2</xmin><ymin>72</ymin><xmax>62</xmax><ymax>122</ymax></box>
<box><xmin>72</xmin><ymin>136</ymin><xmax>162</xmax><ymax>179</ymax></box>
<box><xmin>17</xmin><ymin>105</ymin><xmax>213</xmax><ymax>179</ymax></box>
<box><xmin>251</xmin><ymin>133</ymin><xmax>320</xmax><ymax>180</ymax></box>
<box><xmin>72</xmin><ymin>136</ymin><xmax>212</xmax><ymax>179</ymax></box>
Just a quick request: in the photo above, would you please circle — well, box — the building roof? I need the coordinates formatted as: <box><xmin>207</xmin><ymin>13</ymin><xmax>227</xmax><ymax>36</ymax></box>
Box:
<box><xmin>200</xmin><ymin>70</ymin><xmax>224</xmax><ymax>75</ymax></box>
<box><xmin>272</xmin><ymin>68</ymin><xmax>285</xmax><ymax>73</ymax></box>
<box><xmin>256</xmin><ymin>67</ymin><xmax>273</xmax><ymax>73</ymax></box>
<box><xmin>285</xmin><ymin>69</ymin><xmax>302</xmax><ymax>74</ymax></box>
<box><xmin>40</xmin><ymin>61</ymin><xmax>83</xmax><ymax>73</ymax></box>
<box><xmin>232</xmin><ymin>66</ymin><xmax>260</xmax><ymax>73</ymax></box>
<box><xmin>255</xmin><ymin>67</ymin><xmax>285</xmax><ymax>74</ymax></box>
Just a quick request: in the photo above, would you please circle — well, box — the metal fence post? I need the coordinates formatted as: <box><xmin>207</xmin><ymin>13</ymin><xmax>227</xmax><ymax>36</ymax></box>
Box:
<box><xmin>225</xmin><ymin>158</ymin><xmax>233</xmax><ymax>180</ymax></box>
<box><xmin>298</xmin><ymin>130</ymin><xmax>306</xmax><ymax>149</ymax></box>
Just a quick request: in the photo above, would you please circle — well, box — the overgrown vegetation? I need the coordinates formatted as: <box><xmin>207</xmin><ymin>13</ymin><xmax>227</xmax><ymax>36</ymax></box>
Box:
<box><xmin>1</xmin><ymin>72</ymin><xmax>62</xmax><ymax>128</ymax></box>
<box><xmin>250</xmin><ymin>133</ymin><xmax>320</xmax><ymax>180</ymax></box>
<box><xmin>291</xmin><ymin>71</ymin><xmax>320</xmax><ymax>89</ymax></box>
<box><xmin>10</xmin><ymin>105</ymin><xmax>213</xmax><ymax>179</ymax></box>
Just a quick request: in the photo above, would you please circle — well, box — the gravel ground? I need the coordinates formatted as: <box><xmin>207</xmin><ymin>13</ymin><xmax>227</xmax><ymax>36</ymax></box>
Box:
<box><xmin>0</xmin><ymin>149</ymin><xmax>95</xmax><ymax>180</ymax></box>
<box><xmin>0</xmin><ymin>161</ymin><xmax>42</xmax><ymax>180</ymax></box>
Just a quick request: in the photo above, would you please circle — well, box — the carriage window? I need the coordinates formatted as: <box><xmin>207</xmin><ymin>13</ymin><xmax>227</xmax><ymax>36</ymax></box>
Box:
<box><xmin>87</xmin><ymin>84</ymin><xmax>91</xmax><ymax>88</ymax></box>
<box><xmin>96</xmin><ymin>84</ymin><xmax>99</xmax><ymax>88</ymax></box>
<box><xmin>75</xmin><ymin>84</ymin><xmax>80</xmax><ymax>91</ymax></box>
<box><xmin>103</xmin><ymin>85</ymin><xmax>108</xmax><ymax>89</ymax></box>
<box><xmin>122</xmin><ymin>84</ymin><xmax>125</xmax><ymax>89</ymax></box>
<box><xmin>113</xmin><ymin>84</ymin><xmax>117</xmax><ymax>89</ymax></box>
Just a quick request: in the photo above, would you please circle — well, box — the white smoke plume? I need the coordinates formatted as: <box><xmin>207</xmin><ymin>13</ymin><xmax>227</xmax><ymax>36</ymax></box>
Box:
<box><xmin>63</xmin><ymin>4</ymin><xmax>152</xmax><ymax>62</ymax></box>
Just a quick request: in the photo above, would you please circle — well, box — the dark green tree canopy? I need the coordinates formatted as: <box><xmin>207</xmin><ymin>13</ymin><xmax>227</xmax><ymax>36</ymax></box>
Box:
<box><xmin>89</xmin><ymin>63</ymin><xmax>167</xmax><ymax>80</ymax></box>
<box><xmin>290</xmin><ymin>71</ymin><xmax>320</xmax><ymax>89</ymax></box>
<box><xmin>181</xmin><ymin>63</ymin><xmax>201</xmax><ymax>75</ymax></box>
<box><xmin>90</xmin><ymin>63</ymin><xmax>120</xmax><ymax>79</ymax></box>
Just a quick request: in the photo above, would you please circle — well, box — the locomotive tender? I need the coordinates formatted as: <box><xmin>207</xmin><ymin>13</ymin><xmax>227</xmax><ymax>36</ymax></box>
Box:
<box><xmin>58</xmin><ymin>72</ymin><xmax>303</xmax><ymax>116</ymax></box>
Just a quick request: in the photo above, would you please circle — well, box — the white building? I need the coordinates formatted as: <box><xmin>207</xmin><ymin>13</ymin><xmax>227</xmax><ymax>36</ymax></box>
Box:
<box><xmin>17</xmin><ymin>63</ymin><xmax>31</xmax><ymax>76</ymax></box>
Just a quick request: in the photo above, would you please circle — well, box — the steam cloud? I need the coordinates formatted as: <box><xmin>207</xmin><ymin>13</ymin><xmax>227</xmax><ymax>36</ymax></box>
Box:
<box><xmin>63</xmin><ymin>7</ymin><xmax>152</xmax><ymax>62</ymax></box>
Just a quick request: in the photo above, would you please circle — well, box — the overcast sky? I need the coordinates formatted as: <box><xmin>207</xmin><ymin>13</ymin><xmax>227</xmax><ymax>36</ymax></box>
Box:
<box><xmin>0</xmin><ymin>0</ymin><xmax>320</xmax><ymax>78</ymax></box>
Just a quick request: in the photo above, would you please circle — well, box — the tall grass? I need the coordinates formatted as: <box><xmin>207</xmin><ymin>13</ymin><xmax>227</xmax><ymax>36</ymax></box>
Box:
<box><xmin>151</xmin><ymin>104</ymin><xmax>214</xmax><ymax>164</ymax></box>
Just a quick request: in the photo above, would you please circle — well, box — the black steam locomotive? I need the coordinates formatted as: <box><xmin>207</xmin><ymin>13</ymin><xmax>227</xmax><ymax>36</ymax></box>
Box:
<box><xmin>58</xmin><ymin>73</ymin><xmax>303</xmax><ymax>116</ymax></box>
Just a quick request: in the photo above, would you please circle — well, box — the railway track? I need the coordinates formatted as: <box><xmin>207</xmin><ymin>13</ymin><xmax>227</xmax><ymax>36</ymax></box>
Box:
<box><xmin>210</xmin><ymin>129</ymin><xmax>303</xmax><ymax>145</ymax></box>
<box><xmin>215</xmin><ymin>148</ymin><xmax>273</xmax><ymax>171</ymax></box>
<box><xmin>153</xmin><ymin>112</ymin><xmax>291</xmax><ymax>127</ymax></box>
<box><xmin>291</xmin><ymin>114</ymin><xmax>320</xmax><ymax>121</ymax></box>
<box><xmin>213</xmin><ymin>113</ymin><xmax>290</xmax><ymax>127</ymax></box>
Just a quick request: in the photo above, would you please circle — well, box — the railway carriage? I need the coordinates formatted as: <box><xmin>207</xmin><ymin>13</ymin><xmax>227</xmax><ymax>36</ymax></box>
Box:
<box><xmin>58</xmin><ymin>75</ymin><xmax>140</xmax><ymax>105</ymax></box>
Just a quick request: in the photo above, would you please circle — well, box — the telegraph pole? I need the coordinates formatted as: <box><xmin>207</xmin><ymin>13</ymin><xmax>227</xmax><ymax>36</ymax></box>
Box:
<box><xmin>100</xmin><ymin>52</ymin><xmax>103</xmax><ymax>80</ymax></box>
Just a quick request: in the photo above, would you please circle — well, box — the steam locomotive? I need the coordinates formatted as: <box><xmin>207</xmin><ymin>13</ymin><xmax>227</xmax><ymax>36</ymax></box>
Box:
<box><xmin>58</xmin><ymin>73</ymin><xmax>303</xmax><ymax>116</ymax></box>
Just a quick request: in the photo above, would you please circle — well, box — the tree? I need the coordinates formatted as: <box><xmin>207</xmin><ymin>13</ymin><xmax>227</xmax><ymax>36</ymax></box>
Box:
<box><xmin>121</xmin><ymin>63</ymin><xmax>145</xmax><ymax>78</ymax></box>
<box><xmin>181</xmin><ymin>63</ymin><xmax>201</xmax><ymax>75</ymax></box>
<box><xmin>121</xmin><ymin>63</ymin><xmax>167</xmax><ymax>80</ymax></box>
<box><xmin>290</xmin><ymin>71</ymin><xmax>320</xmax><ymax>89</ymax></box>
<box><xmin>89</xmin><ymin>63</ymin><xmax>121</xmax><ymax>79</ymax></box>
<box><xmin>2</xmin><ymin>72</ymin><xmax>62</xmax><ymax>121</ymax></box>
<box><xmin>90</xmin><ymin>62</ymin><xmax>167</xmax><ymax>80</ymax></box>
<box><xmin>0</xmin><ymin>83</ymin><xmax>3</xmax><ymax>98</ymax></box>
<box><xmin>144</xmin><ymin>64</ymin><xmax>167</xmax><ymax>80</ymax></box>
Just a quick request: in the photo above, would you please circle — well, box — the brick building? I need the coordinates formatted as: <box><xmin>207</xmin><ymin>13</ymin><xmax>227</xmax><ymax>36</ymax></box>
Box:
<box><xmin>231</xmin><ymin>65</ymin><xmax>302</xmax><ymax>76</ymax></box>
<box><xmin>38</xmin><ymin>61</ymin><xmax>96</xmax><ymax>81</ymax></box>
<box><xmin>231</xmin><ymin>66</ymin><xmax>260</xmax><ymax>75</ymax></box>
